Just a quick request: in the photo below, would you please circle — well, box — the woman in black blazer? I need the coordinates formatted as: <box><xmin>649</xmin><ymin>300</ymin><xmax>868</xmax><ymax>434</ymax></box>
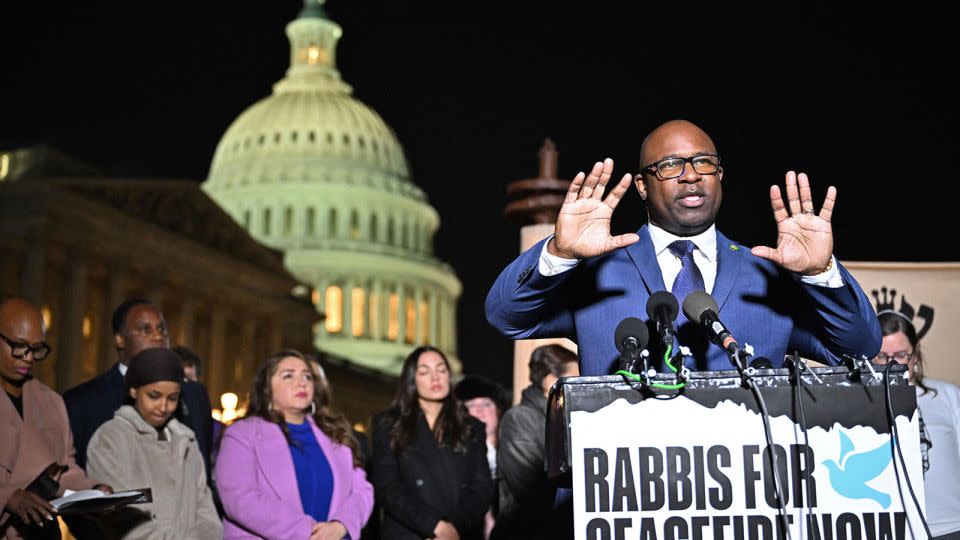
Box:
<box><xmin>371</xmin><ymin>346</ymin><xmax>494</xmax><ymax>540</ymax></box>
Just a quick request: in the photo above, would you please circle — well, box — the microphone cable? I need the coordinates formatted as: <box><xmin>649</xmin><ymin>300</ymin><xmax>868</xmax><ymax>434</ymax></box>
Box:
<box><xmin>882</xmin><ymin>361</ymin><xmax>932</xmax><ymax>539</ymax></box>
<box><xmin>789</xmin><ymin>351</ymin><xmax>816</xmax><ymax>534</ymax></box>
<box><xmin>738</xmin><ymin>349</ymin><xmax>793</xmax><ymax>540</ymax></box>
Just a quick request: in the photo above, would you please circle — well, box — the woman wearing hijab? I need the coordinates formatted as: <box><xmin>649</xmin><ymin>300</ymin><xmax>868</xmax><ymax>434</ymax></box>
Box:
<box><xmin>215</xmin><ymin>350</ymin><xmax>373</xmax><ymax>540</ymax></box>
<box><xmin>85</xmin><ymin>347</ymin><xmax>221</xmax><ymax>539</ymax></box>
<box><xmin>370</xmin><ymin>346</ymin><xmax>494</xmax><ymax>540</ymax></box>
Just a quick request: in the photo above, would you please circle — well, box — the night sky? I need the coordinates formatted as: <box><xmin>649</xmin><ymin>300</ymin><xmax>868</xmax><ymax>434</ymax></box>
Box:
<box><xmin>4</xmin><ymin>2</ymin><xmax>955</xmax><ymax>388</ymax></box>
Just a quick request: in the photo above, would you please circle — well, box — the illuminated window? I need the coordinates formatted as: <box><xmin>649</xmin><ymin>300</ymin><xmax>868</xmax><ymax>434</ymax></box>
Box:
<box><xmin>419</xmin><ymin>300</ymin><xmax>429</xmax><ymax>343</ymax></box>
<box><xmin>0</xmin><ymin>154</ymin><xmax>8</xmax><ymax>181</ymax></box>
<box><xmin>304</xmin><ymin>44</ymin><xmax>327</xmax><ymax>65</ymax></box>
<box><xmin>405</xmin><ymin>298</ymin><xmax>417</xmax><ymax>344</ymax></box>
<box><xmin>351</xmin><ymin>287</ymin><xmax>365</xmax><ymax>337</ymax></box>
<box><xmin>283</xmin><ymin>206</ymin><xmax>294</xmax><ymax>237</ymax></box>
<box><xmin>81</xmin><ymin>316</ymin><xmax>92</xmax><ymax>339</ymax></box>
<box><xmin>311</xmin><ymin>288</ymin><xmax>321</xmax><ymax>306</ymax></box>
<box><xmin>325</xmin><ymin>286</ymin><xmax>343</xmax><ymax>333</ymax></box>
<box><xmin>387</xmin><ymin>293</ymin><xmax>399</xmax><ymax>340</ymax></box>
<box><xmin>369</xmin><ymin>292</ymin><xmax>380</xmax><ymax>336</ymax></box>
<box><xmin>41</xmin><ymin>306</ymin><xmax>52</xmax><ymax>330</ymax></box>
<box><xmin>350</xmin><ymin>210</ymin><xmax>360</xmax><ymax>240</ymax></box>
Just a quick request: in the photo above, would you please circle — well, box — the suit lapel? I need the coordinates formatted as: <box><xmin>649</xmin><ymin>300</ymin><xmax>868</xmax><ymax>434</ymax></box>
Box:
<box><xmin>255</xmin><ymin>420</ymin><xmax>303</xmax><ymax>506</ymax></box>
<box><xmin>713</xmin><ymin>230</ymin><xmax>743</xmax><ymax>311</ymax></box>
<box><xmin>624</xmin><ymin>226</ymin><xmax>666</xmax><ymax>294</ymax></box>
<box><xmin>107</xmin><ymin>364</ymin><xmax>127</xmax><ymax>411</ymax></box>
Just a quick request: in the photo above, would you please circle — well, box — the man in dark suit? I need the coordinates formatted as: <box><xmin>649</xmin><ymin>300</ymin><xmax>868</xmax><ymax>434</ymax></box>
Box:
<box><xmin>486</xmin><ymin>120</ymin><xmax>881</xmax><ymax>374</ymax></box>
<box><xmin>63</xmin><ymin>299</ymin><xmax>213</xmax><ymax>472</ymax></box>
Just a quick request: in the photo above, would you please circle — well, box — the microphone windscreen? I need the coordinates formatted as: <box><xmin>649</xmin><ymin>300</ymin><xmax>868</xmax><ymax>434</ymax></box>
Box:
<box><xmin>646</xmin><ymin>291</ymin><xmax>680</xmax><ymax>322</ymax></box>
<box><xmin>749</xmin><ymin>357</ymin><xmax>774</xmax><ymax>369</ymax></box>
<box><xmin>681</xmin><ymin>291</ymin><xmax>719</xmax><ymax>324</ymax></box>
<box><xmin>614</xmin><ymin>317</ymin><xmax>649</xmax><ymax>352</ymax></box>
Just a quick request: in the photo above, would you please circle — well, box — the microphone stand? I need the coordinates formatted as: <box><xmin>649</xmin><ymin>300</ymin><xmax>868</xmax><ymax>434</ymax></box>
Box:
<box><xmin>620</xmin><ymin>348</ymin><xmax>652</xmax><ymax>380</ymax></box>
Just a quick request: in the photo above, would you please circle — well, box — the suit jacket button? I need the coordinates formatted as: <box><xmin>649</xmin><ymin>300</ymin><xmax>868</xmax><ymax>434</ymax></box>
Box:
<box><xmin>416</xmin><ymin>479</ymin><xmax>424</xmax><ymax>487</ymax></box>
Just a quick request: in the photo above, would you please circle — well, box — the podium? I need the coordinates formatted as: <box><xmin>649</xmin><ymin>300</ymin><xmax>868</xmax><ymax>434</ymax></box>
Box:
<box><xmin>545</xmin><ymin>365</ymin><xmax>926</xmax><ymax>540</ymax></box>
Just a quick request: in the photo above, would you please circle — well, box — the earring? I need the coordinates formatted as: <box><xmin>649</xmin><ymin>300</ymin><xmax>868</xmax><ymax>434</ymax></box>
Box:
<box><xmin>309</xmin><ymin>402</ymin><xmax>316</xmax><ymax>415</ymax></box>
<box><xmin>268</xmin><ymin>402</ymin><xmax>273</xmax><ymax>411</ymax></box>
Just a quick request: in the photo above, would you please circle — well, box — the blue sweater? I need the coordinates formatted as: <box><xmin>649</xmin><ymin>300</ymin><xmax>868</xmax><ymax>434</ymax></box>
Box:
<box><xmin>287</xmin><ymin>421</ymin><xmax>334</xmax><ymax>522</ymax></box>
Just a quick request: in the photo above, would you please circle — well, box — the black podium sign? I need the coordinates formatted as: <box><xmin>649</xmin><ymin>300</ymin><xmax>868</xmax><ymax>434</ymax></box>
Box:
<box><xmin>546</xmin><ymin>366</ymin><xmax>926</xmax><ymax>540</ymax></box>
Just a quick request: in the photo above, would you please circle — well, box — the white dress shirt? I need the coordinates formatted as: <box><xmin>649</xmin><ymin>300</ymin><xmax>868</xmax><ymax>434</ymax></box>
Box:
<box><xmin>538</xmin><ymin>224</ymin><xmax>843</xmax><ymax>289</ymax></box>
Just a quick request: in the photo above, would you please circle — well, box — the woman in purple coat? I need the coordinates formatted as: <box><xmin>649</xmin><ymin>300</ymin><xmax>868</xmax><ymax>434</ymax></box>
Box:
<box><xmin>215</xmin><ymin>350</ymin><xmax>373</xmax><ymax>540</ymax></box>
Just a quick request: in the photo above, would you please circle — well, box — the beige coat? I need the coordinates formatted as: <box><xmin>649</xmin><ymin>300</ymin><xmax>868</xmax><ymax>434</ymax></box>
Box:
<box><xmin>1</xmin><ymin>379</ymin><xmax>98</xmax><ymax>539</ymax></box>
<box><xmin>86</xmin><ymin>405</ymin><xmax>221</xmax><ymax>539</ymax></box>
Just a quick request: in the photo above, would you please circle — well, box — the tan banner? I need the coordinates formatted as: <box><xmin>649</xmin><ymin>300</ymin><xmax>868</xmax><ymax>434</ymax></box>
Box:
<box><xmin>845</xmin><ymin>261</ymin><xmax>960</xmax><ymax>388</ymax></box>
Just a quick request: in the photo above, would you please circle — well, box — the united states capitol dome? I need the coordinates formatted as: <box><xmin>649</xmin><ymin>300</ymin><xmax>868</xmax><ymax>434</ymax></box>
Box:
<box><xmin>204</xmin><ymin>1</ymin><xmax>461</xmax><ymax>375</ymax></box>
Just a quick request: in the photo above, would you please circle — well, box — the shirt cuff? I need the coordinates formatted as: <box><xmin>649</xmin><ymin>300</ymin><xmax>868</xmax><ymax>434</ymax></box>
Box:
<box><xmin>799</xmin><ymin>256</ymin><xmax>844</xmax><ymax>288</ymax></box>
<box><xmin>538</xmin><ymin>236</ymin><xmax>580</xmax><ymax>276</ymax></box>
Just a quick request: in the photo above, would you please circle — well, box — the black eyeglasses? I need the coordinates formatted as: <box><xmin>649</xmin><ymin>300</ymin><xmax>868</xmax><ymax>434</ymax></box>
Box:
<box><xmin>641</xmin><ymin>154</ymin><xmax>721</xmax><ymax>180</ymax></box>
<box><xmin>0</xmin><ymin>331</ymin><xmax>52</xmax><ymax>361</ymax></box>
<box><xmin>875</xmin><ymin>350</ymin><xmax>912</xmax><ymax>364</ymax></box>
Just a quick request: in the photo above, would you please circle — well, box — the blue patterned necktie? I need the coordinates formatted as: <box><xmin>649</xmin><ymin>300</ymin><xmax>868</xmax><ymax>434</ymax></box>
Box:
<box><xmin>669</xmin><ymin>239</ymin><xmax>706</xmax><ymax>328</ymax></box>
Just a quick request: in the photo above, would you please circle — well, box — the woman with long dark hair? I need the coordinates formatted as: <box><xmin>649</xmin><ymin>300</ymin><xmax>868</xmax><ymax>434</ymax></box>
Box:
<box><xmin>370</xmin><ymin>346</ymin><xmax>494</xmax><ymax>540</ymax></box>
<box><xmin>216</xmin><ymin>350</ymin><xmax>373</xmax><ymax>540</ymax></box>
<box><xmin>874</xmin><ymin>311</ymin><xmax>960</xmax><ymax>539</ymax></box>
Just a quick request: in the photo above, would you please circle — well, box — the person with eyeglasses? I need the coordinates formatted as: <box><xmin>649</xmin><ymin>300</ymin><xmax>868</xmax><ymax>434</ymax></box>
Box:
<box><xmin>873</xmin><ymin>310</ymin><xmax>960</xmax><ymax>540</ymax></box>
<box><xmin>60</xmin><ymin>299</ymin><xmax>214</xmax><ymax>539</ymax></box>
<box><xmin>486</xmin><ymin>119</ymin><xmax>881</xmax><ymax>375</ymax></box>
<box><xmin>1</xmin><ymin>298</ymin><xmax>112</xmax><ymax>540</ymax></box>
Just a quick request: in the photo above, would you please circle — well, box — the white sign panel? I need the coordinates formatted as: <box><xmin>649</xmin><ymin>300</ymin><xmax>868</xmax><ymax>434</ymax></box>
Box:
<box><xmin>570</xmin><ymin>396</ymin><xmax>926</xmax><ymax>540</ymax></box>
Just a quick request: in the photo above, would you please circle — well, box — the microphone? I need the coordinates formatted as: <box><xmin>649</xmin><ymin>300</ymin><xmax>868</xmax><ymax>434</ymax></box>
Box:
<box><xmin>646</xmin><ymin>291</ymin><xmax>679</xmax><ymax>350</ymax></box>
<box><xmin>614</xmin><ymin>317</ymin><xmax>650</xmax><ymax>373</ymax></box>
<box><xmin>681</xmin><ymin>291</ymin><xmax>739</xmax><ymax>355</ymax></box>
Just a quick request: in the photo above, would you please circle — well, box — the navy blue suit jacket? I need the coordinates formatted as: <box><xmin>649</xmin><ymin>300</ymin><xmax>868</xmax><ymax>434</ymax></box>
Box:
<box><xmin>485</xmin><ymin>226</ymin><xmax>881</xmax><ymax>375</ymax></box>
<box><xmin>63</xmin><ymin>363</ymin><xmax>213</xmax><ymax>474</ymax></box>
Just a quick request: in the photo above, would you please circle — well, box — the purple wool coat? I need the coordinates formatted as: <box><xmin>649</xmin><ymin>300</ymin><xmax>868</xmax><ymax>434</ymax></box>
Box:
<box><xmin>215</xmin><ymin>416</ymin><xmax>373</xmax><ymax>539</ymax></box>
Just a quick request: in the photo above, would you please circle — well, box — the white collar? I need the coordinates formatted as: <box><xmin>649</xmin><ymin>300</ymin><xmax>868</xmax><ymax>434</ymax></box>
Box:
<box><xmin>648</xmin><ymin>223</ymin><xmax>717</xmax><ymax>262</ymax></box>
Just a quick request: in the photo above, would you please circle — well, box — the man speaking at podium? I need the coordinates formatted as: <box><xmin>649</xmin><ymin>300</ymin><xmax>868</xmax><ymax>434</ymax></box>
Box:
<box><xmin>485</xmin><ymin>120</ymin><xmax>881</xmax><ymax>375</ymax></box>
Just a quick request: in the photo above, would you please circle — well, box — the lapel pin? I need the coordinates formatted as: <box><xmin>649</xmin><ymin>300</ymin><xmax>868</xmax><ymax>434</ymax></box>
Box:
<box><xmin>730</xmin><ymin>244</ymin><xmax>739</xmax><ymax>252</ymax></box>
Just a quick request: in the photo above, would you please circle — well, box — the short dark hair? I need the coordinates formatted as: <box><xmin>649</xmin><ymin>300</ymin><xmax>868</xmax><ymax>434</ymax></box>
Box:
<box><xmin>172</xmin><ymin>345</ymin><xmax>200</xmax><ymax>369</ymax></box>
<box><xmin>454</xmin><ymin>375</ymin><xmax>507</xmax><ymax>413</ymax></box>
<box><xmin>529</xmin><ymin>344</ymin><xmax>578</xmax><ymax>386</ymax></box>
<box><xmin>111</xmin><ymin>299</ymin><xmax>153</xmax><ymax>334</ymax></box>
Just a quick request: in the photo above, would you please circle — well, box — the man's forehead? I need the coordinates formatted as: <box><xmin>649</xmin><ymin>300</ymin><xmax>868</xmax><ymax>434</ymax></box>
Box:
<box><xmin>126</xmin><ymin>304</ymin><xmax>164</xmax><ymax>324</ymax></box>
<box><xmin>641</xmin><ymin>122</ymin><xmax>716</xmax><ymax>162</ymax></box>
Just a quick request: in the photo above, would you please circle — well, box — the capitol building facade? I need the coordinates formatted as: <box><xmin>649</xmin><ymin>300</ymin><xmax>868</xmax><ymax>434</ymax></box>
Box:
<box><xmin>204</xmin><ymin>2</ymin><xmax>461</xmax><ymax>375</ymax></box>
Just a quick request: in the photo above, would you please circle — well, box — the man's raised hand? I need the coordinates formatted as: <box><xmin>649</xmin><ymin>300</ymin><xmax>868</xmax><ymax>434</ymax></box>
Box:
<box><xmin>547</xmin><ymin>158</ymin><xmax>639</xmax><ymax>260</ymax></box>
<box><xmin>751</xmin><ymin>171</ymin><xmax>836</xmax><ymax>275</ymax></box>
